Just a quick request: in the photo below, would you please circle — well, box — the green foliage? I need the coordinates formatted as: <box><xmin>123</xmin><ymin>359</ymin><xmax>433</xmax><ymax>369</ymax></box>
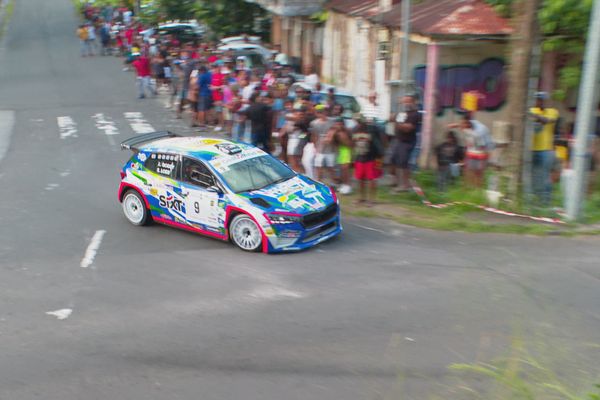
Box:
<box><xmin>485</xmin><ymin>0</ymin><xmax>513</xmax><ymax>17</ymax></box>
<box><xmin>156</xmin><ymin>0</ymin><xmax>196</xmax><ymax>21</ymax></box>
<box><xmin>448</xmin><ymin>336</ymin><xmax>600</xmax><ymax>400</ymax></box>
<box><xmin>194</xmin><ymin>0</ymin><xmax>270</xmax><ymax>41</ymax></box>
<box><xmin>485</xmin><ymin>0</ymin><xmax>593</xmax><ymax>98</ymax></box>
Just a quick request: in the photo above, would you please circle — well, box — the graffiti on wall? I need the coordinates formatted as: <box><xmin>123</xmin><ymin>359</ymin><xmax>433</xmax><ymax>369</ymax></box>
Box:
<box><xmin>414</xmin><ymin>58</ymin><xmax>507</xmax><ymax>114</ymax></box>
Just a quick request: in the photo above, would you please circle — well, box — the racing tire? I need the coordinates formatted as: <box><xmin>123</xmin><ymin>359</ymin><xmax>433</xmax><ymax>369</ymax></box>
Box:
<box><xmin>229</xmin><ymin>214</ymin><xmax>263</xmax><ymax>252</ymax></box>
<box><xmin>122</xmin><ymin>190</ymin><xmax>150</xmax><ymax>226</ymax></box>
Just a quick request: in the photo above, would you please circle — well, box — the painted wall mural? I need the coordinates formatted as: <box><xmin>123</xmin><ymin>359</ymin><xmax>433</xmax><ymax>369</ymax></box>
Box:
<box><xmin>414</xmin><ymin>58</ymin><xmax>508</xmax><ymax>114</ymax></box>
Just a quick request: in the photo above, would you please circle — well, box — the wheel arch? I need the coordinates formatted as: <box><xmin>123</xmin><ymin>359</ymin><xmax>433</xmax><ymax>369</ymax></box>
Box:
<box><xmin>118</xmin><ymin>183</ymin><xmax>150</xmax><ymax>209</ymax></box>
<box><xmin>225</xmin><ymin>205</ymin><xmax>269</xmax><ymax>253</ymax></box>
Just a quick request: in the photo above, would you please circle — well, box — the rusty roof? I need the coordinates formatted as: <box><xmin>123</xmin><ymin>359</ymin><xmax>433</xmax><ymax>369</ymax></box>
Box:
<box><xmin>376</xmin><ymin>0</ymin><xmax>512</xmax><ymax>36</ymax></box>
<box><xmin>327</xmin><ymin>0</ymin><xmax>379</xmax><ymax>18</ymax></box>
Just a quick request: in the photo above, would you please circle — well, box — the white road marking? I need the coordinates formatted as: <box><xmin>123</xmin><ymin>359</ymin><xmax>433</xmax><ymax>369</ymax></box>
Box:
<box><xmin>59</xmin><ymin>170</ymin><xmax>71</xmax><ymax>177</ymax></box>
<box><xmin>92</xmin><ymin>113</ymin><xmax>120</xmax><ymax>135</ymax></box>
<box><xmin>404</xmin><ymin>337</ymin><xmax>415</xmax><ymax>342</ymax></box>
<box><xmin>46</xmin><ymin>309</ymin><xmax>72</xmax><ymax>320</ymax></box>
<box><xmin>351</xmin><ymin>223</ymin><xmax>386</xmax><ymax>234</ymax></box>
<box><xmin>124</xmin><ymin>112</ymin><xmax>154</xmax><ymax>134</ymax></box>
<box><xmin>0</xmin><ymin>110</ymin><xmax>15</xmax><ymax>163</ymax></box>
<box><xmin>80</xmin><ymin>230</ymin><xmax>106</xmax><ymax>268</ymax></box>
<box><xmin>57</xmin><ymin>116</ymin><xmax>78</xmax><ymax>139</ymax></box>
<box><xmin>44</xmin><ymin>183</ymin><xmax>59</xmax><ymax>191</ymax></box>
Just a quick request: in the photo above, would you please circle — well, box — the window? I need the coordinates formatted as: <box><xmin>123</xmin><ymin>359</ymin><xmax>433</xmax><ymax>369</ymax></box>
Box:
<box><xmin>218</xmin><ymin>155</ymin><xmax>295</xmax><ymax>193</ymax></box>
<box><xmin>145</xmin><ymin>153</ymin><xmax>180</xmax><ymax>179</ymax></box>
<box><xmin>182</xmin><ymin>158</ymin><xmax>215</xmax><ymax>189</ymax></box>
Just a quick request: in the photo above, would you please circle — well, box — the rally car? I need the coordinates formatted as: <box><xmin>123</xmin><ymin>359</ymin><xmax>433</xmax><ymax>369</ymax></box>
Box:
<box><xmin>118</xmin><ymin>132</ymin><xmax>341</xmax><ymax>253</ymax></box>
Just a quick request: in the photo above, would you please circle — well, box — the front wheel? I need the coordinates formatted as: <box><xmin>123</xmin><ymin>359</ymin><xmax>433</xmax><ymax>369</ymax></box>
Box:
<box><xmin>122</xmin><ymin>190</ymin><xmax>150</xmax><ymax>226</ymax></box>
<box><xmin>229</xmin><ymin>214</ymin><xmax>263</xmax><ymax>252</ymax></box>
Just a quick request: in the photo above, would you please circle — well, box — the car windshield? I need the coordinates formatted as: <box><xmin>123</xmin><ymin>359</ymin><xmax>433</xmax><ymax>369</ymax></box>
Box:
<box><xmin>218</xmin><ymin>155</ymin><xmax>296</xmax><ymax>193</ymax></box>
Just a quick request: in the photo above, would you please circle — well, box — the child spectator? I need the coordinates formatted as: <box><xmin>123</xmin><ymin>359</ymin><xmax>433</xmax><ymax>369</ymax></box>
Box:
<box><xmin>353</xmin><ymin>121</ymin><xmax>384</xmax><ymax>206</ymax></box>
<box><xmin>435</xmin><ymin>131</ymin><xmax>464</xmax><ymax>192</ymax></box>
<box><xmin>333</xmin><ymin>118</ymin><xmax>353</xmax><ymax>195</ymax></box>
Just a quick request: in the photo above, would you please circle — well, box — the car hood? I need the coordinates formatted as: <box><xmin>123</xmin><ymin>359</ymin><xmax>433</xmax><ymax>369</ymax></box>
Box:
<box><xmin>243</xmin><ymin>175</ymin><xmax>334</xmax><ymax>215</ymax></box>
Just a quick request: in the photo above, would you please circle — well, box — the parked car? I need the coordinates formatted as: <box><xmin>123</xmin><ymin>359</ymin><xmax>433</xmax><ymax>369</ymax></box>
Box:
<box><xmin>119</xmin><ymin>132</ymin><xmax>341</xmax><ymax>253</ymax></box>
<box><xmin>289</xmin><ymin>83</ymin><xmax>361</xmax><ymax>119</ymax></box>
<box><xmin>218</xmin><ymin>35</ymin><xmax>262</xmax><ymax>46</ymax></box>
<box><xmin>217</xmin><ymin>42</ymin><xmax>272</xmax><ymax>70</ymax></box>
<box><xmin>141</xmin><ymin>21</ymin><xmax>204</xmax><ymax>44</ymax></box>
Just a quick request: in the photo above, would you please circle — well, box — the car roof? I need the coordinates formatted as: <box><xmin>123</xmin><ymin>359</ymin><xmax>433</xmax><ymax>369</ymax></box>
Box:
<box><xmin>139</xmin><ymin>136</ymin><xmax>264</xmax><ymax>163</ymax></box>
<box><xmin>218</xmin><ymin>43</ymin><xmax>264</xmax><ymax>50</ymax></box>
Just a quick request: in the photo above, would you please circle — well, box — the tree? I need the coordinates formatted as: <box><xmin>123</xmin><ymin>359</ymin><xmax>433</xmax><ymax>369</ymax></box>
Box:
<box><xmin>157</xmin><ymin>0</ymin><xmax>196</xmax><ymax>20</ymax></box>
<box><xmin>505</xmin><ymin>0</ymin><xmax>542</xmax><ymax>200</ymax></box>
<box><xmin>195</xmin><ymin>0</ymin><xmax>270</xmax><ymax>41</ymax></box>
<box><xmin>486</xmin><ymin>0</ymin><xmax>594</xmax><ymax>100</ymax></box>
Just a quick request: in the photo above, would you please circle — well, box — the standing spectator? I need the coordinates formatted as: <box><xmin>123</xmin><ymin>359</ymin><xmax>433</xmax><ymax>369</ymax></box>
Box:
<box><xmin>435</xmin><ymin>131</ymin><xmax>464</xmax><ymax>192</ymax></box>
<box><xmin>242</xmin><ymin>93</ymin><xmax>271</xmax><ymax>151</ymax></box>
<box><xmin>187</xmin><ymin>66</ymin><xmax>200</xmax><ymax>124</ymax></box>
<box><xmin>209</xmin><ymin>64</ymin><xmax>224</xmax><ymax>131</ymax></box>
<box><xmin>310</xmin><ymin>105</ymin><xmax>335</xmax><ymax>182</ymax></box>
<box><xmin>86</xmin><ymin>23</ymin><xmax>96</xmax><ymax>56</ymax></box>
<box><xmin>304</xmin><ymin>65</ymin><xmax>319</xmax><ymax>90</ymax></box>
<box><xmin>273</xmin><ymin>44</ymin><xmax>289</xmax><ymax>66</ymax></box>
<box><xmin>196</xmin><ymin>65</ymin><xmax>212</xmax><ymax>127</ymax></box>
<box><xmin>122</xmin><ymin>8</ymin><xmax>132</xmax><ymax>25</ymax></box>
<box><xmin>333</xmin><ymin>117</ymin><xmax>353</xmax><ymax>195</ymax></box>
<box><xmin>99</xmin><ymin>20</ymin><xmax>111</xmax><ymax>55</ymax></box>
<box><xmin>77</xmin><ymin>24</ymin><xmax>90</xmax><ymax>57</ymax></box>
<box><xmin>362</xmin><ymin>92</ymin><xmax>385</xmax><ymax>123</ymax></box>
<box><xmin>176</xmin><ymin>53</ymin><xmax>196</xmax><ymax>119</ymax></box>
<box><xmin>391</xmin><ymin>95</ymin><xmax>421</xmax><ymax>192</ymax></box>
<box><xmin>353</xmin><ymin>121</ymin><xmax>384</xmax><ymax>205</ymax></box>
<box><xmin>448</xmin><ymin>114</ymin><xmax>490</xmax><ymax>188</ymax></box>
<box><xmin>131</xmin><ymin>54</ymin><xmax>155</xmax><ymax>99</ymax></box>
<box><xmin>309</xmin><ymin>83</ymin><xmax>324</xmax><ymax>105</ymax></box>
<box><xmin>281</xmin><ymin>107</ymin><xmax>308</xmax><ymax>172</ymax></box>
<box><xmin>529</xmin><ymin>92</ymin><xmax>559</xmax><ymax>204</ymax></box>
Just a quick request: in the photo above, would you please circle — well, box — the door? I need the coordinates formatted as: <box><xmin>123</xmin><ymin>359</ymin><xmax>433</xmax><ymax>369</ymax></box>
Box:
<box><xmin>181</xmin><ymin>157</ymin><xmax>224</xmax><ymax>230</ymax></box>
<box><xmin>142</xmin><ymin>152</ymin><xmax>184</xmax><ymax>218</ymax></box>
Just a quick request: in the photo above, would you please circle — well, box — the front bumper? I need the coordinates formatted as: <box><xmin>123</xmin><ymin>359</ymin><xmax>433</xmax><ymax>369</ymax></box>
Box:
<box><xmin>264</xmin><ymin>213</ymin><xmax>342</xmax><ymax>253</ymax></box>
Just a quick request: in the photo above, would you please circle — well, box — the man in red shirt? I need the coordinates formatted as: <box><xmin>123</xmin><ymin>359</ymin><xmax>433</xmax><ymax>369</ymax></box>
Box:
<box><xmin>210</xmin><ymin>63</ymin><xmax>224</xmax><ymax>130</ymax></box>
<box><xmin>132</xmin><ymin>55</ymin><xmax>156</xmax><ymax>99</ymax></box>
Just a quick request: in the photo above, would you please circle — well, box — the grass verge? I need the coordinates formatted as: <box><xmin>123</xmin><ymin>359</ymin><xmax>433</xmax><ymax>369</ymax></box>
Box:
<box><xmin>340</xmin><ymin>170</ymin><xmax>586</xmax><ymax>235</ymax></box>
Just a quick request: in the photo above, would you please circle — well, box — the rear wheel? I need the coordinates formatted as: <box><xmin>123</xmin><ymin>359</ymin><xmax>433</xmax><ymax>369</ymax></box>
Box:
<box><xmin>230</xmin><ymin>214</ymin><xmax>263</xmax><ymax>252</ymax></box>
<box><xmin>122</xmin><ymin>190</ymin><xmax>150</xmax><ymax>226</ymax></box>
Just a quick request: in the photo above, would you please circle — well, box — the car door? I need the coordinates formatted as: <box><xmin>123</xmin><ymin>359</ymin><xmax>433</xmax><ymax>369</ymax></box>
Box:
<box><xmin>180</xmin><ymin>157</ymin><xmax>224</xmax><ymax>230</ymax></box>
<box><xmin>143</xmin><ymin>152</ymin><xmax>184</xmax><ymax>219</ymax></box>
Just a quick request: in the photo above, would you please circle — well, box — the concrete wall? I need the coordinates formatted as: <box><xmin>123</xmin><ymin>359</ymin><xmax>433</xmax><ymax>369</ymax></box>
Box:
<box><xmin>322</xmin><ymin>11</ymin><xmax>377</xmax><ymax>97</ymax></box>
<box><xmin>384</xmin><ymin>38</ymin><xmax>510</xmax><ymax>147</ymax></box>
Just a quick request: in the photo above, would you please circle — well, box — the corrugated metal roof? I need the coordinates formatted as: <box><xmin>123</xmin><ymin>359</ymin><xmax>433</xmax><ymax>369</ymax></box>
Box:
<box><xmin>378</xmin><ymin>0</ymin><xmax>512</xmax><ymax>36</ymax></box>
<box><xmin>327</xmin><ymin>0</ymin><xmax>379</xmax><ymax>18</ymax></box>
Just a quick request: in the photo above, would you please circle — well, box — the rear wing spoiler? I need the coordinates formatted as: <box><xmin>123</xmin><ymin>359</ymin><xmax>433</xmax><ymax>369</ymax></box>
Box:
<box><xmin>120</xmin><ymin>131</ymin><xmax>180</xmax><ymax>151</ymax></box>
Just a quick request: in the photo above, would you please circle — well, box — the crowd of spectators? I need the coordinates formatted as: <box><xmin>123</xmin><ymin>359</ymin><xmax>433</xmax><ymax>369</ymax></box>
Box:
<box><xmin>85</xmin><ymin>4</ymin><xmax>583</xmax><ymax>206</ymax></box>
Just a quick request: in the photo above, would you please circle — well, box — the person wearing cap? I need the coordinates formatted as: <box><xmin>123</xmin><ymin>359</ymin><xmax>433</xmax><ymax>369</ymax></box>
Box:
<box><xmin>529</xmin><ymin>91</ymin><xmax>559</xmax><ymax>204</ymax></box>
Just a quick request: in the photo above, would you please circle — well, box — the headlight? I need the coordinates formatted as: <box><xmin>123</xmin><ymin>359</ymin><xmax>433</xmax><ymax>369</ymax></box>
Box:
<box><xmin>265</xmin><ymin>213</ymin><xmax>301</xmax><ymax>224</ymax></box>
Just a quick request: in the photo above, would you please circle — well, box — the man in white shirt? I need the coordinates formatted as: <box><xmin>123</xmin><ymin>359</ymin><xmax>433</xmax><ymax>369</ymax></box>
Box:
<box><xmin>361</xmin><ymin>92</ymin><xmax>384</xmax><ymax>122</ymax></box>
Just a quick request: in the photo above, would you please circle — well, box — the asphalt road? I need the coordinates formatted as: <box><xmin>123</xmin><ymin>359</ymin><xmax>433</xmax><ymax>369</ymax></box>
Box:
<box><xmin>1</xmin><ymin>1</ymin><xmax>599</xmax><ymax>399</ymax></box>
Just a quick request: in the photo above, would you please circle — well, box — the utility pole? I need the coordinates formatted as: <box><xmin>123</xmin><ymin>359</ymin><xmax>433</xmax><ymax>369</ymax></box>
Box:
<box><xmin>566</xmin><ymin>0</ymin><xmax>600</xmax><ymax>221</ymax></box>
<box><xmin>506</xmin><ymin>0</ymin><xmax>541</xmax><ymax>201</ymax></box>
<box><xmin>399</xmin><ymin>0</ymin><xmax>411</xmax><ymax>98</ymax></box>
